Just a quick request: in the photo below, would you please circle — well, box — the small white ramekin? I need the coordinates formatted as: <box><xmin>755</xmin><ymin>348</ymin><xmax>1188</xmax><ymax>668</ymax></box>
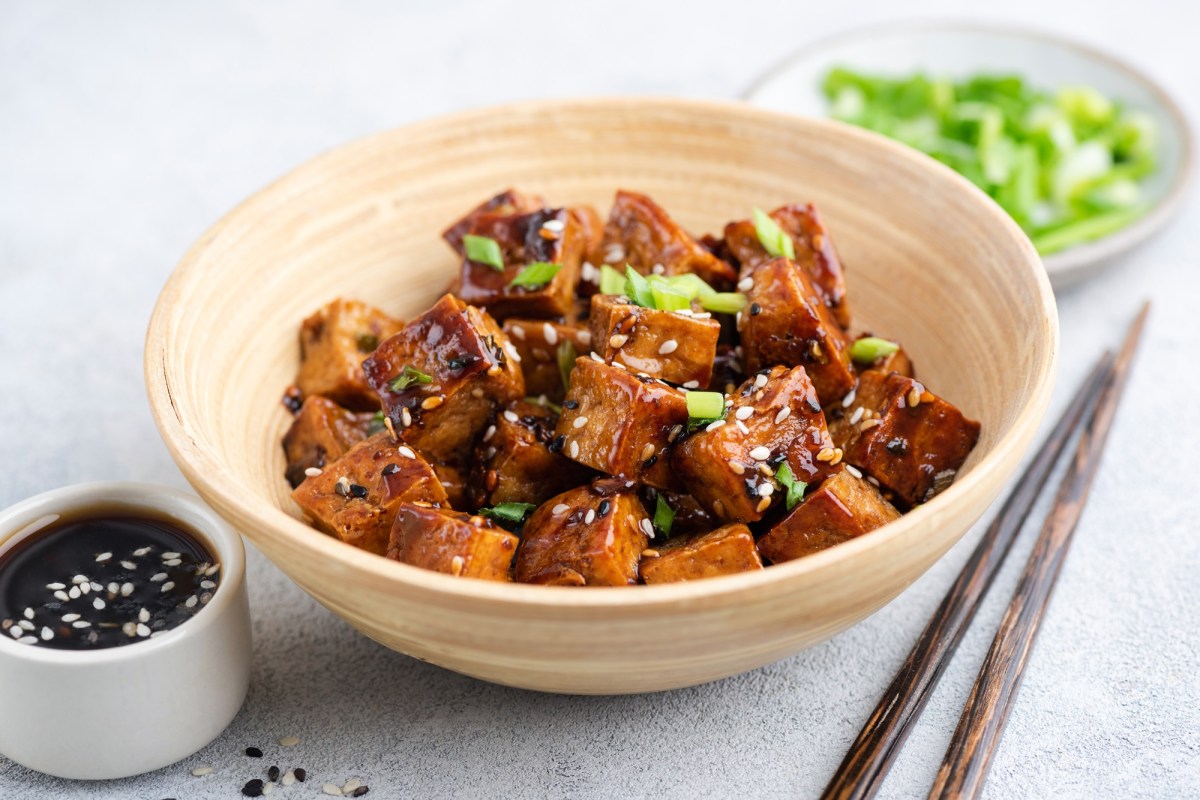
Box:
<box><xmin>0</xmin><ymin>481</ymin><xmax>252</xmax><ymax>779</ymax></box>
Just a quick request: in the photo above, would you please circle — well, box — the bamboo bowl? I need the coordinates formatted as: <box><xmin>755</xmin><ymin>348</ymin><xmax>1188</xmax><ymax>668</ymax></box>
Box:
<box><xmin>145</xmin><ymin>98</ymin><xmax>1057</xmax><ymax>694</ymax></box>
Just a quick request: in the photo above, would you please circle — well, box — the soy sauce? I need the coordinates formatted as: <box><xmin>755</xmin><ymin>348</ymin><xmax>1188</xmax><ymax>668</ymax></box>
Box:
<box><xmin>0</xmin><ymin>510</ymin><xmax>220</xmax><ymax>651</ymax></box>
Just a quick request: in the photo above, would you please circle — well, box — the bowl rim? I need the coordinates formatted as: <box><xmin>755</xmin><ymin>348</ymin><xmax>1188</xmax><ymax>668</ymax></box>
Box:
<box><xmin>145</xmin><ymin>95</ymin><xmax>1058</xmax><ymax>610</ymax></box>
<box><xmin>741</xmin><ymin>18</ymin><xmax>1197</xmax><ymax>286</ymax></box>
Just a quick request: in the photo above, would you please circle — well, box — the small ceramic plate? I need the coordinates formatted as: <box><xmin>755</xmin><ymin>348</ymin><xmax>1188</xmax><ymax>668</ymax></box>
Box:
<box><xmin>743</xmin><ymin>22</ymin><xmax>1194</xmax><ymax>289</ymax></box>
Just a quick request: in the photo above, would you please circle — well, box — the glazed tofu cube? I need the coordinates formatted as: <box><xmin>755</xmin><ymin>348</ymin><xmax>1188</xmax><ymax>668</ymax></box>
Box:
<box><xmin>555</xmin><ymin>357</ymin><xmax>689</xmax><ymax>490</ymax></box>
<box><xmin>589</xmin><ymin>294</ymin><xmax>720</xmax><ymax>387</ymax></box>
<box><xmin>442</xmin><ymin>188</ymin><xmax>544</xmax><ymax>254</ymax></box>
<box><xmin>596</xmin><ymin>190</ymin><xmax>737</xmax><ymax>288</ymax></box>
<box><xmin>291</xmin><ymin>432</ymin><xmax>448</xmax><ymax>555</ymax></box>
<box><xmin>515</xmin><ymin>479</ymin><xmax>650</xmax><ymax>585</ymax></box>
<box><xmin>471</xmin><ymin>400</ymin><xmax>594</xmax><ymax>508</ymax></box>
<box><xmin>281</xmin><ymin>396</ymin><xmax>376</xmax><ymax>488</ymax></box>
<box><xmin>850</xmin><ymin>335</ymin><xmax>915</xmax><ymax>378</ymax></box>
<box><xmin>640</xmin><ymin>524</ymin><xmax>763</xmax><ymax>584</ymax></box>
<box><xmin>672</xmin><ymin>365</ymin><xmax>840</xmax><ymax>523</ymax></box>
<box><xmin>570</xmin><ymin>205</ymin><xmax>606</xmax><ymax>263</ymax></box>
<box><xmin>646</xmin><ymin>490</ymin><xmax>718</xmax><ymax>539</ymax></box>
<box><xmin>453</xmin><ymin>207</ymin><xmax>584</xmax><ymax>320</ymax></box>
<box><xmin>386</xmin><ymin>503</ymin><xmax>518</xmax><ymax>581</ymax></box>
<box><xmin>757</xmin><ymin>470</ymin><xmax>901</xmax><ymax>563</ymax></box>
<box><xmin>737</xmin><ymin>257</ymin><xmax>855</xmax><ymax>405</ymax></box>
<box><xmin>724</xmin><ymin>203</ymin><xmax>850</xmax><ymax>328</ymax></box>
<box><xmin>827</xmin><ymin>371</ymin><xmax>981</xmax><ymax>507</ymax></box>
<box><xmin>363</xmin><ymin>294</ymin><xmax>524</xmax><ymax>464</ymax></box>
<box><xmin>297</xmin><ymin>299</ymin><xmax>403</xmax><ymax>410</ymax></box>
<box><xmin>502</xmin><ymin>318</ymin><xmax>594</xmax><ymax>403</ymax></box>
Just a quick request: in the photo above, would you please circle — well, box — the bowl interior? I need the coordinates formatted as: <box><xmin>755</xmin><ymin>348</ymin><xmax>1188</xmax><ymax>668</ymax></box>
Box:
<box><xmin>147</xmin><ymin>98</ymin><xmax>1056</xmax><ymax>691</ymax></box>
<box><xmin>744</xmin><ymin>23</ymin><xmax>1193</xmax><ymax>287</ymax></box>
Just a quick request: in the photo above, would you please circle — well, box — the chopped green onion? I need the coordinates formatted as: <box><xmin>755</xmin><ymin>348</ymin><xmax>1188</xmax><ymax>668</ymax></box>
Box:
<box><xmin>686</xmin><ymin>390</ymin><xmax>725</xmax><ymax>421</ymax></box>
<box><xmin>509</xmin><ymin>262</ymin><xmax>561</xmax><ymax>289</ymax></box>
<box><xmin>665</xmin><ymin>272</ymin><xmax>717</xmax><ymax>298</ymax></box>
<box><xmin>355</xmin><ymin>333</ymin><xmax>379</xmax><ymax>353</ymax></box>
<box><xmin>648</xmin><ymin>279</ymin><xmax>692</xmax><ymax>311</ymax></box>
<box><xmin>699</xmin><ymin>292</ymin><xmax>748</xmax><ymax>314</ymax></box>
<box><xmin>389</xmin><ymin>365</ymin><xmax>433</xmax><ymax>391</ymax></box>
<box><xmin>463</xmin><ymin>234</ymin><xmax>505</xmax><ymax>271</ymax></box>
<box><xmin>598</xmin><ymin>264</ymin><xmax>627</xmax><ymax>295</ymax></box>
<box><xmin>478</xmin><ymin>502</ymin><xmax>536</xmax><ymax>524</ymax></box>
<box><xmin>849</xmin><ymin>337</ymin><xmax>901</xmax><ymax>364</ymax></box>
<box><xmin>366</xmin><ymin>410</ymin><xmax>387</xmax><ymax>435</ymax></box>
<box><xmin>623</xmin><ymin>266</ymin><xmax>655</xmax><ymax>308</ymax></box>
<box><xmin>1031</xmin><ymin>206</ymin><xmax>1147</xmax><ymax>255</ymax></box>
<box><xmin>652</xmin><ymin>494</ymin><xmax>675</xmax><ymax>539</ymax></box>
<box><xmin>557</xmin><ymin>340</ymin><xmax>577</xmax><ymax>392</ymax></box>
<box><xmin>775</xmin><ymin>462</ymin><xmax>807</xmax><ymax>510</ymax></box>
<box><xmin>752</xmin><ymin>207</ymin><xmax>796</xmax><ymax>260</ymax></box>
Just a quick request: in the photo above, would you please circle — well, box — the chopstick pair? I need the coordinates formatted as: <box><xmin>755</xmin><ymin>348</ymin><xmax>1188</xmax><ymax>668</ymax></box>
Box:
<box><xmin>822</xmin><ymin>302</ymin><xmax>1150</xmax><ymax>800</ymax></box>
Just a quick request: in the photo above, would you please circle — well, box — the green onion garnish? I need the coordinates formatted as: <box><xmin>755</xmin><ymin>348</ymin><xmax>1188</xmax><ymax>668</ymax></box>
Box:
<box><xmin>509</xmin><ymin>262</ymin><xmax>562</xmax><ymax>289</ymax></box>
<box><xmin>652</xmin><ymin>494</ymin><xmax>675</xmax><ymax>539</ymax></box>
<box><xmin>849</xmin><ymin>337</ymin><xmax>901</xmax><ymax>364</ymax></box>
<box><xmin>649</xmin><ymin>280</ymin><xmax>692</xmax><ymax>311</ymax></box>
<box><xmin>623</xmin><ymin>266</ymin><xmax>656</xmax><ymax>308</ymax></box>
<box><xmin>665</xmin><ymin>272</ymin><xmax>717</xmax><ymax>299</ymax></box>
<box><xmin>753</xmin><ymin>207</ymin><xmax>796</xmax><ymax>260</ymax></box>
<box><xmin>598</xmin><ymin>264</ymin><xmax>627</xmax><ymax>295</ymax></box>
<box><xmin>557</xmin><ymin>340</ymin><xmax>577</xmax><ymax>392</ymax></box>
<box><xmin>775</xmin><ymin>462</ymin><xmax>807</xmax><ymax>510</ymax></box>
<box><xmin>686</xmin><ymin>390</ymin><xmax>725</xmax><ymax>422</ymax></box>
<box><xmin>478</xmin><ymin>502</ymin><xmax>536</xmax><ymax>524</ymax></box>
<box><xmin>388</xmin><ymin>365</ymin><xmax>433</xmax><ymax>391</ymax></box>
<box><xmin>463</xmin><ymin>234</ymin><xmax>505</xmax><ymax>271</ymax></box>
<box><xmin>355</xmin><ymin>333</ymin><xmax>379</xmax><ymax>353</ymax></box>
<box><xmin>699</xmin><ymin>292</ymin><xmax>748</xmax><ymax>314</ymax></box>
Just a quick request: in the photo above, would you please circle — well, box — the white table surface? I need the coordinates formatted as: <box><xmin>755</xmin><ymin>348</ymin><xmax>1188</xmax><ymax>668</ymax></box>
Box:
<box><xmin>2</xmin><ymin>2</ymin><xmax>1197</xmax><ymax>798</ymax></box>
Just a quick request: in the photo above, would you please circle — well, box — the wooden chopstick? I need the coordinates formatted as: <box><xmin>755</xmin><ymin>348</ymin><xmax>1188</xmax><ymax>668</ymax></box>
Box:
<box><xmin>820</xmin><ymin>351</ymin><xmax>1116</xmax><ymax>800</ymax></box>
<box><xmin>928</xmin><ymin>301</ymin><xmax>1149</xmax><ymax>799</ymax></box>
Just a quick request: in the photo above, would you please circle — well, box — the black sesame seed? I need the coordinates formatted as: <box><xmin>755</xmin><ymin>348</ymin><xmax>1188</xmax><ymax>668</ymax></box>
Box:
<box><xmin>744</xmin><ymin>478</ymin><xmax>760</xmax><ymax>497</ymax></box>
<box><xmin>242</xmin><ymin>778</ymin><xmax>264</xmax><ymax>797</ymax></box>
<box><xmin>267</xmin><ymin>765</ymin><xmax>280</xmax><ymax>782</ymax></box>
<box><xmin>294</xmin><ymin>768</ymin><xmax>307</xmax><ymax>782</ymax></box>
<box><xmin>548</xmin><ymin>434</ymin><xmax>565</xmax><ymax>453</ymax></box>
<box><xmin>381</xmin><ymin>463</ymin><xmax>400</xmax><ymax>476</ymax></box>
<box><xmin>563</xmin><ymin>399</ymin><xmax>579</xmax><ymax>410</ymax></box>
<box><xmin>642</xmin><ymin>454</ymin><xmax>658</xmax><ymax>468</ymax></box>
<box><xmin>749</xmin><ymin>303</ymin><xmax>762</xmax><ymax>316</ymax></box>
<box><xmin>597</xmin><ymin>500</ymin><xmax>611</xmax><ymax>517</ymax></box>
<box><xmin>807</xmin><ymin>397</ymin><xmax>823</xmax><ymax>414</ymax></box>
<box><xmin>348</xmin><ymin>483</ymin><xmax>369</xmax><ymax>499</ymax></box>
<box><xmin>769</xmin><ymin>452</ymin><xmax>787</xmax><ymax>466</ymax></box>
<box><xmin>886</xmin><ymin>438</ymin><xmax>908</xmax><ymax>455</ymax></box>
<box><xmin>245</xmin><ymin>746</ymin><xmax>263</xmax><ymax>758</ymax></box>
<box><xmin>352</xmin><ymin>788</ymin><xmax>370</xmax><ymax>797</ymax></box>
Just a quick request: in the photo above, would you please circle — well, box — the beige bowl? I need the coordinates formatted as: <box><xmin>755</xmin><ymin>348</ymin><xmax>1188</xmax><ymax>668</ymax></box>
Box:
<box><xmin>145</xmin><ymin>98</ymin><xmax>1057</xmax><ymax>694</ymax></box>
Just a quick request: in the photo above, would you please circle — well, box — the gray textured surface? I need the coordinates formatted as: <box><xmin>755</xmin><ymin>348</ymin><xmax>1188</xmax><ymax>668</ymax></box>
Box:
<box><xmin>1</xmin><ymin>2</ymin><xmax>1198</xmax><ymax>798</ymax></box>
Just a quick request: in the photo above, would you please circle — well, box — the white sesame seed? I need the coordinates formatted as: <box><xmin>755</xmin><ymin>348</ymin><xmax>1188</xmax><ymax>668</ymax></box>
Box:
<box><xmin>850</xmin><ymin>406</ymin><xmax>865</xmax><ymax>425</ymax></box>
<box><xmin>61</xmin><ymin>613</ymin><xmax>80</xmax><ymax>622</ymax></box>
<box><xmin>191</xmin><ymin>766</ymin><xmax>213</xmax><ymax>777</ymax></box>
<box><xmin>123</xmin><ymin>622</ymin><xmax>137</xmax><ymax>637</ymax></box>
<box><xmin>304</xmin><ymin>467</ymin><xmax>323</xmax><ymax>478</ymax></box>
<box><xmin>749</xmin><ymin>446</ymin><xmax>771</xmax><ymax>461</ymax></box>
<box><xmin>736</xmin><ymin>420</ymin><xmax>750</xmax><ymax>435</ymax></box>
<box><xmin>577</xmin><ymin>330</ymin><xmax>592</xmax><ymax>347</ymax></box>
<box><xmin>150</xmin><ymin>572</ymin><xmax>168</xmax><ymax>582</ymax></box>
<box><xmin>674</xmin><ymin>308</ymin><xmax>694</xmax><ymax>317</ymax></box>
<box><xmin>694</xmin><ymin>312</ymin><xmax>712</xmax><ymax>320</ymax></box>
<box><xmin>651</xmin><ymin>263</ymin><xmax>666</xmax><ymax>275</ymax></box>
<box><xmin>165</xmin><ymin>559</ymin><xmax>183</xmax><ymax>567</ymax></box>
<box><xmin>120</xmin><ymin>560</ymin><xmax>137</xmax><ymax>570</ymax></box>
<box><xmin>589</xmin><ymin>351</ymin><xmax>604</xmax><ymax>362</ymax></box>
<box><xmin>133</xmin><ymin>547</ymin><xmax>152</xmax><ymax>556</ymax></box>
<box><xmin>609</xmin><ymin>334</ymin><xmax>628</xmax><ymax>349</ymax></box>
<box><xmin>484</xmin><ymin>446</ymin><xmax>497</xmax><ymax>460</ymax></box>
<box><xmin>503</xmin><ymin>410</ymin><xmax>519</xmax><ymax>423</ymax></box>
<box><xmin>569</xmin><ymin>440</ymin><xmax>580</xmax><ymax>459</ymax></box>
<box><xmin>758</xmin><ymin>483</ymin><xmax>775</xmax><ymax>497</ymax></box>
<box><xmin>282</xmin><ymin>771</ymin><xmax>297</xmax><ymax>786</ymax></box>
<box><xmin>279</xmin><ymin>736</ymin><xmax>301</xmax><ymax>747</ymax></box>
<box><xmin>605</xmin><ymin>243</ymin><xmax>625</xmax><ymax>263</ymax></box>
<box><xmin>106</xmin><ymin>582</ymin><xmax>119</xmax><ymax>593</ymax></box>
<box><xmin>705</xmin><ymin>420</ymin><xmax>726</xmax><ymax>432</ymax></box>
<box><xmin>542</xmin><ymin>322</ymin><xmax>559</xmax><ymax>346</ymax></box>
<box><xmin>161</xmin><ymin>581</ymin><xmax>176</xmax><ymax>593</ymax></box>
<box><xmin>658</xmin><ymin>339</ymin><xmax>678</xmax><ymax>355</ymax></box>
<box><xmin>17</xmin><ymin>636</ymin><xmax>37</xmax><ymax>645</ymax></box>
<box><xmin>775</xmin><ymin>407</ymin><xmax>792</xmax><ymax>424</ymax></box>
<box><xmin>842</xmin><ymin>388</ymin><xmax>857</xmax><ymax>407</ymax></box>
<box><xmin>53</xmin><ymin>590</ymin><xmax>70</xmax><ymax>602</ymax></box>
<box><xmin>185</xmin><ymin>595</ymin><xmax>198</xmax><ymax>608</ymax></box>
<box><xmin>725</xmin><ymin>397</ymin><xmax>734</xmax><ymax>407</ymax></box>
<box><xmin>93</xmin><ymin>598</ymin><xmax>105</xmax><ymax>610</ymax></box>
<box><xmin>682</xmin><ymin>380</ymin><xmax>699</xmax><ymax>389</ymax></box>
<box><xmin>846</xmin><ymin>465</ymin><xmax>864</xmax><ymax>479</ymax></box>
<box><xmin>552</xmin><ymin>503</ymin><xmax>570</xmax><ymax>515</ymax></box>
<box><xmin>639</xmin><ymin>519</ymin><xmax>654</xmax><ymax>537</ymax></box>
<box><xmin>398</xmin><ymin>445</ymin><xmax>416</xmax><ymax>459</ymax></box>
<box><xmin>80</xmin><ymin>582</ymin><xmax>93</xmax><ymax>595</ymax></box>
<box><xmin>483</xmin><ymin>424</ymin><xmax>496</xmax><ymax>442</ymax></box>
<box><xmin>581</xmin><ymin>261</ymin><xmax>599</xmax><ymax>282</ymax></box>
<box><xmin>573</xmin><ymin>416</ymin><xmax>589</xmax><ymax>429</ymax></box>
<box><xmin>72</xmin><ymin>620</ymin><xmax>91</xmax><ymax>629</ymax></box>
<box><xmin>46</xmin><ymin>582</ymin><xmax>65</xmax><ymax>590</ymax></box>
<box><xmin>343</xmin><ymin>779</ymin><xmax>362</xmax><ymax>793</ymax></box>
<box><xmin>138</xmin><ymin>608</ymin><xmax>150</xmax><ymax>623</ymax></box>
<box><xmin>584</xmin><ymin>509</ymin><xmax>596</xmax><ymax>524</ymax></box>
<box><xmin>95</xmin><ymin>552</ymin><xmax>112</xmax><ymax>563</ymax></box>
<box><xmin>730</xmin><ymin>462</ymin><xmax>746</xmax><ymax>475</ymax></box>
<box><xmin>18</xmin><ymin>620</ymin><xmax>34</xmax><ymax>630</ymax></box>
<box><xmin>200</xmin><ymin>580</ymin><xmax>216</xmax><ymax>590</ymax></box>
<box><xmin>735</xmin><ymin>311</ymin><xmax>742</xmax><ymax>328</ymax></box>
<box><xmin>161</xmin><ymin>552</ymin><xmax>181</xmax><ymax>561</ymax></box>
<box><xmin>401</xmin><ymin>407</ymin><xmax>413</xmax><ymax>427</ymax></box>
<box><xmin>40</xmin><ymin>626</ymin><xmax>53</xmax><ymax>641</ymax></box>
<box><xmin>136</xmin><ymin>623</ymin><xmax>151</xmax><ymax>637</ymax></box>
<box><xmin>204</xmin><ymin>564</ymin><xmax>219</xmax><ymax>576</ymax></box>
<box><xmin>72</xmin><ymin>574</ymin><xmax>89</xmax><ymax>585</ymax></box>
<box><xmin>754</xmin><ymin>374</ymin><xmax>768</xmax><ymax>389</ymax></box>
<box><xmin>505</xmin><ymin>343</ymin><xmax>522</xmax><ymax>363</ymax></box>
<box><xmin>121</xmin><ymin>583</ymin><xmax>134</xmax><ymax>596</ymax></box>
<box><xmin>735</xmin><ymin>406</ymin><xmax>754</xmax><ymax>420</ymax></box>
<box><xmin>542</xmin><ymin>218</ymin><xmax>565</xmax><ymax>232</ymax></box>
<box><xmin>323</xmin><ymin>784</ymin><xmax>344</xmax><ymax>796</ymax></box>
<box><xmin>68</xmin><ymin>586</ymin><xmax>81</xmax><ymax>599</ymax></box>
<box><xmin>510</xmin><ymin>325</ymin><xmax>526</xmax><ymax>341</ymax></box>
<box><xmin>22</xmin><ymin>607</ymin><xmax>33</xmax><ymax>620</ymax></box>
<box><xmin>7</xmin><ymin>627</ymin><xmax>22</xmax><ymax>639</ymax></box>
<box><xmin>738</xmin><ymin>276</ymin><xmax>754</xmax><ymax>292</ymax></box>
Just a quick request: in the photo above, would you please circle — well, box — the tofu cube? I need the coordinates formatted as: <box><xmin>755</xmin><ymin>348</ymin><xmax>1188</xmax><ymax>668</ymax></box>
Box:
<box><xmin>515</xmin><ymin>479</ymin><xmax>650</xmax><ymax>585</ymax></box>
<box><xmin>737</xmin><ymin>257</ymin><xmax>856</xmax><ymax>405</ymax></box>
<box><xmin>442</xmin><ymin>188</ymin><xmax>544</xmax><ymax>254</ymax></box>
<box><xmin>672</xmin><ymin>365</ymin><xmax>840</xmax><ymax>523</ymax></box>
<box><xmin>647</xmin><ymin>490</ymin><xmax>718</xmax><ymax>539</ymax></box>
<box><xmin>363</xmin><ymin>294</ymin><xmax>524</xmax><ymax>464</ymax></box>
<box><xmin>297</xmin><ymin>299</ymin><xmax>403</xmax><ymax>410</ymax></box>
<box><xmin>471</xmin><ymin>400</ymin><xmax>594</xmax><ymax>508</ymax></box>
<box><xmin>290</xmin><ymin>432</ymin><xmax>448</xmax><ymax>555</ymax></box>
<box><xmin>827</xmin><ymin>371</ymin><xmax>981</xmax><ymax>507</ymax></box>
<box><xmin>757</xmin><ymin>470</ymin><xmax>901</xmax><ymax>563</ymax></box>
<box><xmin>589</xmin><ymin>294</ymin><xmax>720</xmax><ymax>387</ymax></box>
<box><xmin>596</xmin><ymin>190</ymin><xmax>737</xmax><ymax>288</ymax></box>
<box><xmin>725</xmin><ymin>203</ymin><xmax>850</xmax><ymax>328</ymax></box>
<box><xmin>386</xmin><ymin>503</ymin><xmax>518</xmax><ymax>581</ymax></box>
<box><xmin>281</xmin><ymin>396</ymin><xmax>376</xmax><ymax>488</ymax></box>
<box><xmin>453</xmin><ymin>207</ymin><xmax>585</xmax><ymax>320</ymax></box>
<box><xmin>429</xmin><ymin>460</ymin><xmax>471</xmax><ymax>512</ymax></box>
<box><xmin>555</xmin><ymin>357</ymin><xmax>689</xmax><ymax>491</ymax></box>
<box><xmin>640</xmin><ymin>523</ymin><xmax>764</xmax><ymax>584</ymax></box>
<box><xmin>502</xmin><ymin>318</ymin><xmax>594</xmax><ymax>403</ymax></box>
